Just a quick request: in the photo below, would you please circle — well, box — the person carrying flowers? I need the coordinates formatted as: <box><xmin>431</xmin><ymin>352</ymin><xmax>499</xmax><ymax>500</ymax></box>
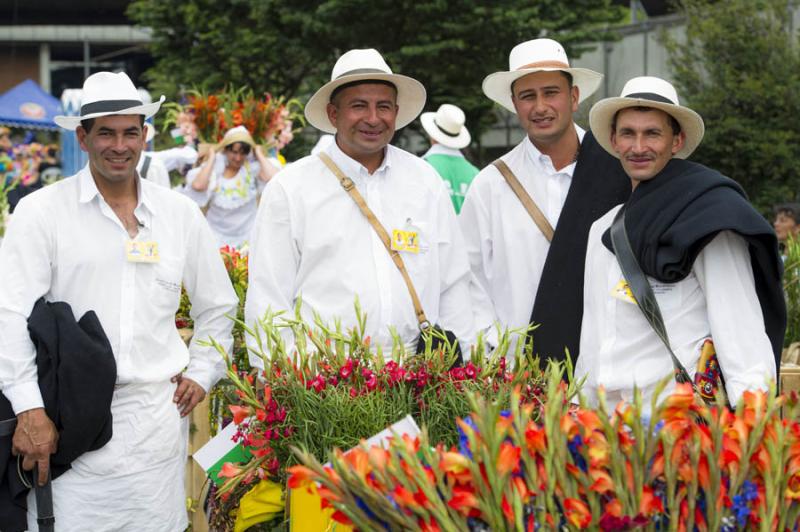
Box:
<box><xmin>577</xmin><ymin>76</ymin><xmax>784</xmax><ymax>408</ymax></box>
<box><xmin>183</xmin><ymin>125</ymin><xmax>279</xmax><ymax>247</ymax></box>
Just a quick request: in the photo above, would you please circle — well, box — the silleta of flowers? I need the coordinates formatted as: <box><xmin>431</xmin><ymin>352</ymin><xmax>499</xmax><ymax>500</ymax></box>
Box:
<box><xmin>162</xmin><ymin>86</ymin><xmax>303</xmax><ymax>148</ymax></box>
<box><xmin>206</xmin><ymin>312</ymin><xmax>548</xmax><ymax>530</ymax></box>
<box><xmin>289</xmin><ymin>370</ymin><xmax>800</xmax><ymax>530</ymax></box>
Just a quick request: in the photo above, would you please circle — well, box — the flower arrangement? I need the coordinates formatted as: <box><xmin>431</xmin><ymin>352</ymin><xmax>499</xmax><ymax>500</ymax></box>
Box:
<box><xmin>290</xmin><ymin>369</ymin><xmax>800</xmax><ymax>530</ymax></box>
<box><xmin>162</xmin><ymin>86</ymin><xmax>303</xmax><ymax>149</ymax></box>
<box><xmin>205</xmin><ymin>308</ymin><xmax>548</xmax><ymax>530</ymax></box>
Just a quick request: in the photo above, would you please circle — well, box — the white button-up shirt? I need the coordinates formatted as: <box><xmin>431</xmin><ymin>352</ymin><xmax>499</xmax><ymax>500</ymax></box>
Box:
<box><xmin>244</xmin><ymin>141</ymin><xmax>475</xmax><ymax>362</ymax></box>
<box><xmin>576</xmin><ymin>205</ymin><xmax>776</xmax><ymax>408</ymax></box>
<box><xmin>459</xmin><ymin>127</ymin><xmax>584</xmax><ymax>341</ymax></box>
<box><xmin>0</xmin><ymin>165</ymin><xmax>238</xmax><ymax>414</ymax></box>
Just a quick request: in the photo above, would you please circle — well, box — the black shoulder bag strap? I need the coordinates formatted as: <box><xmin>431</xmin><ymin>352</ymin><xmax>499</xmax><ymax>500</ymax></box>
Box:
<box><xmin>140</xmin><ymin>155</ymin><xmax>152</xmax><ymax>179</ymax></box>
<box><xmin>609</xmin><ymin>206</ymin><xmax>696</xmax><ymax>388</ymax></box>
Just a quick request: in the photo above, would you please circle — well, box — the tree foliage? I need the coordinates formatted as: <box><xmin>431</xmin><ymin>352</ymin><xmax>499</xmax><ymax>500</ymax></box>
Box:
<box><xmin>662</xmin><ymin>0</ymin><xmax>800</xmax><ymax>212</ymax></box>
<box><xmin>127</xmin><ymin>0</ymin><xmax>624</xmax><ymax>159</ymax></box>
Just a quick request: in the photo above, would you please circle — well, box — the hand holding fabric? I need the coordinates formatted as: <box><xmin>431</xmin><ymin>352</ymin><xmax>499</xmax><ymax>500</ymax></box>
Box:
<box><xmin>12</xmin><ymin>407</ymin><xmax>58</xmax><ymax>486</ymax></box>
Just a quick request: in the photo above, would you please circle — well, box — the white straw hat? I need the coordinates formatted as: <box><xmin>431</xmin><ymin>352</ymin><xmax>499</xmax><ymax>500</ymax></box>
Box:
<box><xmin>304</xmin><ymin>48</ymin><xmax>426</xmax><ymax>134</ymax></box>
<box><xmin>589</xmin><ymin>76</ymin><xmax>705</xmax><ymax>159</ymax></box>
<box><xmin>482</xmin><ymin>38</ymin><xmax>603</xmax><ymax>113</ymax></box>
<box><xmin>420</xmin><ymin>104</ymin><xmax>471</xmax><ymax>149</ymax></box>
<box><xmin>54</xmin><ymin>71</ymin><xmax>165</xmax><ymax>131</ymax></box>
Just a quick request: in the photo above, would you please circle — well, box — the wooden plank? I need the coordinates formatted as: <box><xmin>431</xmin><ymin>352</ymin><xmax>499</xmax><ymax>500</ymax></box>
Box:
<box><xmin>781</xmin><ymin>365</ymin><xmax>800</xmax><ymax>420</ymax></box>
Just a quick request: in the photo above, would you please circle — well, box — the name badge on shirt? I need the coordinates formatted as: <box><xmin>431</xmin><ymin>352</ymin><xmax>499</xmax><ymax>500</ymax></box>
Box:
<box><xmin>611</xmin><ymin>279</ymin><xmax>637</xmax><ymax>305</ymax></box>
<box><xmin>391</xmin><ymin>229</ymin><xmax>419</xmax><ymax>254</ymax></box>
<box><xmin>126</xmin><ymin>240</ymin><xmax>160</xmax><ymax>263</ymax></box>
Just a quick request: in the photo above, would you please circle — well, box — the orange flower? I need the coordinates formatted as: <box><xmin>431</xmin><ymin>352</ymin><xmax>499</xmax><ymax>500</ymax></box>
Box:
<box><xmin>218</xmin><ymin>462</ymin><xmax>241</xmax><ymax>479</ymax></box>
<box><xmin>576</xmin><ymin>409</ymin><xmax>603</xmax><ymax>434</ymax></box>
<box><xmin>639</xmin><ymin>485</ymin><xmax>664</xmax><ymax>516</ymax></box>
<box><xmin>232</xmin><ymin>110</ymin><xmax>244</xmax><ymax>127</ymax></box>
<box><xmin>229</xmin><ymin>405</ymin><xmax>249</xmax><ymax>425</ymax></box>
<box><xmin>286</xmin><ymin>464</ymin><xmax>316</xmax><ymax>489</ymax></box>
<box><xmin>502</xmin><ymin>494</ymin><xmax>514</xmax><ymax>523</ymax></box>
<box><xmin>560</xmin><ymin>414</ymin><xmax>579</xmax><ymax>439</ymax></box>
<box><xmin>663</xmin><ymin>382</ymin><xmax>695</xmax><ymax>411</ymax></box>
<box><xmin>564</xmin><ymin>498</ymin><xmax>591</xmax><ymax>528</ymax></box>
<box><xmin>448</xmin><ymin>485</ymin><xmax>480</xmax><ymax>517</ymax></box>
<box><xmin>440</xmin><ymin>451</ymin><xmax>472</xmax><ymax>483</ymax></box>
<box><xmin>524</xmin><ymin>423</ymin><xmax>547</xmax><ymax>455</ymax></box>
<box><xmin>497</xmin><ymin>442</ymin><xmax>521</xmax><ymax>476</ymax></box>
<box><xmin>786</xmin><ymin>472</ymin><xmax>800</xmax><ymax>500</ymax></box>
<box><xmin>589</xmin><ymin>468</ymin><xmax>614</xmax><ymax>494</ymax></box>
<box><xmin>342</xmin><ymin>448</ymin><xmax>371</xmax><ymax>480</ymax></box>
<box><xmin>586</xmin><ymin>434</ymin><xmax>610</xmax><ymax>467</ymax></box>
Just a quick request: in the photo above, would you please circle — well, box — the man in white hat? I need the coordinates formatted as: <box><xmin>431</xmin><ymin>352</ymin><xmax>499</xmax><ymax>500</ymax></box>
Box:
<box><xmin>0</xmin><ymin>71</ymin><xmax>238</xmax><ymax>530</ymax></box>
<box><xmin>245</xmin><ymin>49</ymin><xmax>476</xmax><ymax>361</ymax></box>
<box><xmin>576</xmin><ymin>76</ymin><xmax>784</xmax><ymax>407</ymax></box>
<box><xmin>420</xmin><ymin>103</ymin><xmax>479</xmax><ymax>213</ymax></box>
<box><xmin>459</xmin><ymin>38</ymin><xmax>630</xmax><ymax>362</ymax></box>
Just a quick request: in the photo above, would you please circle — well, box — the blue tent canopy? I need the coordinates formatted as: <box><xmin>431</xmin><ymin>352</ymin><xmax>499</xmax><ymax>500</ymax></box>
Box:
<box><xmin>0</xmin><ymin>79</ymin><xmax>62</xmax><ymax>130</ymax></box>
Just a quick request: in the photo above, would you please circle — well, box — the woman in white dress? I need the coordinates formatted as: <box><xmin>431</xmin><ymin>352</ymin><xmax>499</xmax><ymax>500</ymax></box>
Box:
<box><xmin>184</xmin><ymin>126</ymin><xmax>279</xmax><ymax>247</ymax></box>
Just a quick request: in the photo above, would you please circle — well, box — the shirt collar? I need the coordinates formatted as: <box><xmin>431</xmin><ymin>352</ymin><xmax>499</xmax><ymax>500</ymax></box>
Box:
<box><xmin>77</xmin><ymin>163</ymin><xmax>158</xmax><ymax>217</ymax></box>
<box><xmin>524</xmin><ymin>124</ymin><xmax>586</xmax><ymax>171</ymax></box>
<box><xmin>423</xmin><ymin>144</ymin><xmax>464</xmax><ymax>159</ymax></box>
<box><xmin>326</xmin><ymin>137</ymin><xmax>392</xmax><ymax>179</ymax></box>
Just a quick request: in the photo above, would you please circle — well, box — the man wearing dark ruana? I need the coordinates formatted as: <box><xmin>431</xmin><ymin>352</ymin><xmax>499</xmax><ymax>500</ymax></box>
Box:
<box><xmin>0</xmin><ymin>71</ymin><xmax>237</xmax><ymax>531</ymax></box>
<box><xmin>576</xmin><ymin>76</ymin><xmax>784</xmax><ymax>408</ymax></box>
<box><xmin>245</xmin><ymin>48</ymin><xmax>476</xmax><ymax>365</ymax></box>
<box><xmin>459</xmin><ymin>38</ymin><xmax>630</xmax><ymax>363</ymax></box>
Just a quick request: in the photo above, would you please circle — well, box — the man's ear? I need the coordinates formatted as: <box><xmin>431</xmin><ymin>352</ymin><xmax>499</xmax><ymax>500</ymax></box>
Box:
<box><xmin>326</xmin><ymin>102</ymin><xmax>338</xmax><ymax>130</ymax></box>
<box><xmin>76</xmin><ymin>126</ymin><xmax>89</xmax><ymax>153</ymax></box>
<box><xmin>672</xmin><ymin>131</ymin><xmax>686</xmax><ymax>155</ymax></box>
<box><xmin>570</xmin><ymin>85</ymin><xmax>580</xmax><ymax>113</ymax></box>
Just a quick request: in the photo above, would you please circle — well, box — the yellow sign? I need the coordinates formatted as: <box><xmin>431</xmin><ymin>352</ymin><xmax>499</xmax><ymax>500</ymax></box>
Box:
<box><xmin>125</xmin><ymin>240</ymin><xmax>160</xmax><ymax>263</ymax></box>
<box><xmin>611</xmin><ymin>279</ymin><xmax>637</xmax><ymax>305</ymax></box>
<box><xmin>390</xmin><ymin>229</ymin><xmax>419</xmax><ymax>254</ymax></box>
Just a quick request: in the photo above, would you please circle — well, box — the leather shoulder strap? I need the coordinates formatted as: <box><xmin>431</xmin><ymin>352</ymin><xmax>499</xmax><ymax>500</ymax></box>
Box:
<box><xmin>492</xmin><ymin>159</ymin><xmax>554</xmax><ymax>242</ymax></box>
<box><xmin>318</xmin><ymin>153</ymin><xmax>430</xmax><ymax>330</ymax></box>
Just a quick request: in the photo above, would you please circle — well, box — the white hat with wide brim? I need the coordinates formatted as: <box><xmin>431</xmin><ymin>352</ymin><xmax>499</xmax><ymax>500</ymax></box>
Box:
<box><xmin>589</xmin><ymin>76</ymin><xmax>705</xmax><ymax>160</ymax></box>
<box><xmin>420</xmin><ymin>103</ymin><xmax>471</xmax><ymax>149</ymax></box>
<box><xmin>304</xmin><ymin>48</ymin><xmax>426</xmax><ymax>134</ymax></box>
<box><xmin>54</xmin><ymin>71</ymin><xmax>165</xmax><ymax>131</ymax></box>
<box><xmin>482</xmin><ymin>38</ymin><xmax>603</xmax><ymax>113</ymax></box>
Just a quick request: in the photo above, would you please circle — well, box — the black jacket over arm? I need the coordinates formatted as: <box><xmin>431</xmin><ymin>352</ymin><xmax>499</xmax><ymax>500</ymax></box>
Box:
<box><xmin>0</xmin><ymin>299</ymin><xmax>116</xmax><ymax>531</ymax></box>
<box><xmin>600</xmin><ymin>158</ymin><xmax>786</xmax><ymax>373</ymax></box>
<box><xmin>527</xmin><ymin>131</ymin><xmax>631</xmax><ymax>366</ymax></box>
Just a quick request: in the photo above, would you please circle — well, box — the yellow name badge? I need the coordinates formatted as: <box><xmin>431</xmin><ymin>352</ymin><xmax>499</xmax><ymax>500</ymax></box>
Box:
<box><xmin>611</xmin><ymin>279</ymin><xmax>637</xmax><ymax>305</ymax></box>
<box><xmin>390</xmin><ymin>229</ymin><xmax>419</xmax><ymax>254</ymax></box>
<box><xmin>125</xmin><ymin>240</ymin><xmax>160</xmax><ymax>263</ymax></box>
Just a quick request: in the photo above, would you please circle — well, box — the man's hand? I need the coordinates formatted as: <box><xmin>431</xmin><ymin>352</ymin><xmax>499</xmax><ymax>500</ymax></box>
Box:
<box><xmin>11</xmin><ymin>408</ymin><xmax>58</xmax><ymax>486</ymax></box>
<box><xmin>171</xmin><ymin>374</ymin><xmax>206</xmax><ymax>417</ymax></box>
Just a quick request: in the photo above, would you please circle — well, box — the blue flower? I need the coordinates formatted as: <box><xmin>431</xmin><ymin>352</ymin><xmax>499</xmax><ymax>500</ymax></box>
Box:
<box><xmin>567</xmin><ymin>435</ymin><xmax>587</xmax><ymax>472</ymax></box>
<box><xmin>458</xmin><ymin>416</ymin><xmax>478</xmax><ymax>459</ymax></box>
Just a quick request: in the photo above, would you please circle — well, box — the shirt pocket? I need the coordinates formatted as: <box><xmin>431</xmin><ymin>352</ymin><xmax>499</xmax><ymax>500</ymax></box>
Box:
<box><xmin>648</xmin><ymin>277</ymin><xmax>683</xmax><ymax>312</ymax></box>
<box><xmin>149</xmin><ymin>257</ymin><xmax>184</xmax><ymax>313</ymax></box>
<box><xmin>401</xmin><ymin>221</ymin><xmax>432</xmax><ymax>287</ymax></box>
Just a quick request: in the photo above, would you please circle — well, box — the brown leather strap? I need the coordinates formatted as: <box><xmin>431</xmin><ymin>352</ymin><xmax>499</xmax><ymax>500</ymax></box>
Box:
<box><xmin>492</xmin><ymin>159</ymin><xmax>554</xmax><ymax>242</ymax></box>
<box><xmin>318</xmin><ymin>153</ymin><xmax>430</xmax><ymax>330</ymax></box>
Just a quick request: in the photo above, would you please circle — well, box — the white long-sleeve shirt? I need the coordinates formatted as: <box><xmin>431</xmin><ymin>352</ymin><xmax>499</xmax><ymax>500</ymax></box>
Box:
<box><xmin>576</xmin><ymin>205</ymin><xmax>776</xmax><ymax>407</ymax></box>
<box><xmin>0</xmin><ymin>165</ymin><xmax>238</xmax><ymax>414</ymax></box>
<box><xmin>244</xmin><ymin>141</ymin><xmax>476</xmax><ymax>363</ymax></box>
<box><xmin>459</xmin><ymin>127</ymin><xmax>584</xmax><ymax>342</ymax></box>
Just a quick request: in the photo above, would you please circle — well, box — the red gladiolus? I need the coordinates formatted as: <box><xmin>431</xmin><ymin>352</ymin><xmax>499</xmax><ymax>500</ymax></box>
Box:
<box><xmin>392</xmin><ymin>485</ymin><xmax>418</xmax><ymax>508</ymax></box>
<box><xmin>331</xmin><ymin>510</ymin><xmax>352</xmax><ymax>525</ymax></box>
<box><xmin>502</xmin><ymin>494</ymin><xmax>514</xmax><ymax>523</ymax></box>
<box><xmin>639</xmin><ymin>486</ymin><xmax>664</xmax><ymax>516</ymax></box>
<box><xmin>448</xmin><ymin>485</ymin><xmax>480</xmax><ymax>517</ymax></box>
<box><xmin>418</xmin><ymin>517</ymin><xmax>441</xmax><ymax>532</ymax></box>
<box><xmin>497</xmin><ymin>442</ymin><xmax>521</xmax><ymax>476</ymax></box>
<box><xmin>286</xmin><ymin>465</ymin><xmax>316</xmax><ymax>489</ymax></box>
<box><xmin>564</xmin><ymin>498</ymin><xmax>591</xmax><ymax>528</ymax></box>
<box><xmin>229</xmin><ymin>405</ymin><xmax>249</xmax><ymax>425</ymax></box>
<box><xmin>525</xmin><ymin>423</ymin><xmax>547</xmax><ymax>454</ymax></box>
<box><xmin>218</xmin><ymin>462</ymin><xmax>241</xmax><ymax>479</ymax></box>
<box><xmin>589</xmin><ymin>468</ymin><xmax>614</xmax><ymax>493</ymax></box>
